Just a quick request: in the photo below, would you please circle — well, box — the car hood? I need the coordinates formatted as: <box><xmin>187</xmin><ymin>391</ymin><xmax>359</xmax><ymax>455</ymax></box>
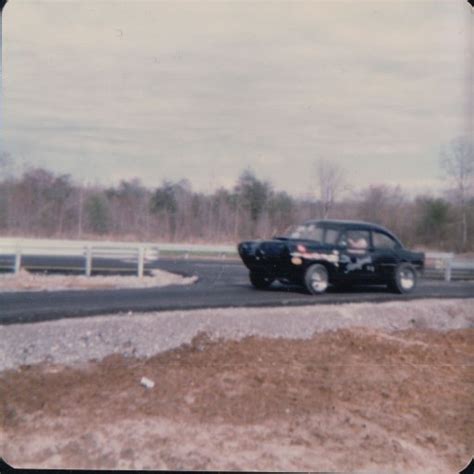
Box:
<box><xmin>238</xmin><ymin>238</ymin><xmax>330</xmax><ymax>255</ymax></box>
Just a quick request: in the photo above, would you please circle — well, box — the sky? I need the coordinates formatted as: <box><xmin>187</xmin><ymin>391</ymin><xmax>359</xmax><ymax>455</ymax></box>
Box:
<box><xmin>1</xmin><ymin>0</ymin><xmax>472</xmax><ymax>197</ymax></box>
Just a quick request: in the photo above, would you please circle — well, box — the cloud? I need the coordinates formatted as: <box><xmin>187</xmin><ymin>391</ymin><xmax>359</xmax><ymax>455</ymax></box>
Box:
<box><xmin>2</xmin><ymin>0</ymin><xmax>470</xmax><ymax>195</ymax></box>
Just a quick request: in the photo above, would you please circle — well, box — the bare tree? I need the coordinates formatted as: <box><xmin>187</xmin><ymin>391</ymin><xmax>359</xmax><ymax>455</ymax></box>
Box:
<box><xmin>440</xmin><ymin>136</ymin><xmax>474</xmax><ymax>251</ymax></box>
<box><xmin>1</xmin><ymin>161</ymin><xmax>471</xmax><ymax>249</ymax></box>
<box><xmin>314</xmin><ymin>160</ymin><xmax>346</xmax><ymax>219</ymax></box>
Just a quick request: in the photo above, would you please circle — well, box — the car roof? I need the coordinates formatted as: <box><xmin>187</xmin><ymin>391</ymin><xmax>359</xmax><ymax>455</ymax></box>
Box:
<box><xmin>304</xmin><ymin>219</ymin><xmax>401</xmax><ymax>240</ymax></box>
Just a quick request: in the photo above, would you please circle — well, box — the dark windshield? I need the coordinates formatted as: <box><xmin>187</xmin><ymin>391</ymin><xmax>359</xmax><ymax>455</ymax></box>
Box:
<box><xmin>282</xmin><ymin>223</ymin><xmax>324</xmax><ymax>242</ymax></box>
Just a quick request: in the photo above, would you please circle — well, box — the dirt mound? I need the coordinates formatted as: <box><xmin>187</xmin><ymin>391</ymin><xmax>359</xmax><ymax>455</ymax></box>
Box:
<box><xmin>0</xmin><ymin>268</ymin><xmax>195</xmax><ymax>292</ymax></box>
<box><xmin>1</xmin><ymin>328</ymin><xmax>473</xmax><ymax>471</ymax></box>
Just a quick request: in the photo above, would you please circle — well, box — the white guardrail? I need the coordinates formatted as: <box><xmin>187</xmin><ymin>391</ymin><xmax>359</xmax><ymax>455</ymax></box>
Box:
<box><xmin>0</xmin><ymin>238</ymin><xmax>473</xmax><ymax>281</ymax></box>
<box><xmin>0</xmin><ymin>238</ymin><xmax>160</xmax><ymax>277</ymax></box>
<box><xmin>0</xmin><ymin>238</ymin><xmax>237</xmax><ymax>277</ymax></box>
<box><xmin>418</xmin><ymin>252</ymin><xmax>474</xmax><ymax>282</ymax></box>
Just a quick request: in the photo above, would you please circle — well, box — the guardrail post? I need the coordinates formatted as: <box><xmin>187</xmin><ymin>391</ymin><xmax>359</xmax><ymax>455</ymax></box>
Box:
<box><xmin>14</xmin><ymin>246</ymin><xmax>22</xmax><ymax>274</ymax></box>
<box><xmin>444</xmin><ymin>257</ymin><xmax>452</xmax><ymax>282</ymax></box>
<box><xmin>138</xmin><ymin>246</ymin><xmax>144</xmax><ymax>278</ymax></box>
<box><xmin>85</xmin><ymin>245</ymin><xmax>92</xmax><ymax>277</ymax></box>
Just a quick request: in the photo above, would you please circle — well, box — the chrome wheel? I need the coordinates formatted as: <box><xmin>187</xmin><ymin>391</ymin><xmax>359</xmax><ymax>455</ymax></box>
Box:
<box><xmin>400</xmin><ymin>268</ymin><xmax>415</xmax><ymax>290</ymax></box>
<box><xmin>305</xmin><ymin>264</ymin><xmax>329</xmax><ymax>295</ymax></box>
<box><xmin>389</xmin><ymin>263</ymin><xmax>418</xmax><ymax>294</ymax></box>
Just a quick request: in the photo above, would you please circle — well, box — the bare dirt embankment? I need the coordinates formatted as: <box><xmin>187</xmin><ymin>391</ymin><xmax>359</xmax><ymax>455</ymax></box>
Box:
<box><xmin>1</xmin><ymin>300</ymin><xmax>473</xmax><ymax>472</ymax></box>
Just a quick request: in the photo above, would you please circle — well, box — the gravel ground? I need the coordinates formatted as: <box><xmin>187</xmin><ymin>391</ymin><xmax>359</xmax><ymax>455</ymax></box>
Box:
<box><xmin>2</xmin><ymin>299</ymin><xmax>473</xmax><ymax>471</ymax></box>
<box><xmin>1</xmin><ymin>298</ymin><xmax>472</xmax><ymax>371</ymax></box>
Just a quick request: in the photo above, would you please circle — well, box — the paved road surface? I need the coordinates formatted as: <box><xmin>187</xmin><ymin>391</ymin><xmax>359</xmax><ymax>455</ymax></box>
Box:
<box><xmin>1</xmin><ymin>259</ymin><xmax>473</xmax><ymax>325</ymax></box>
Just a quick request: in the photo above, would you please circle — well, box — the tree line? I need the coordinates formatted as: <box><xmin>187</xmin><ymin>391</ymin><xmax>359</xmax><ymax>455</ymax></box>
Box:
<box><xmin>0</xmin><ymin>137</ymin><xmax>472</xmax><ymax>252</ymax></box>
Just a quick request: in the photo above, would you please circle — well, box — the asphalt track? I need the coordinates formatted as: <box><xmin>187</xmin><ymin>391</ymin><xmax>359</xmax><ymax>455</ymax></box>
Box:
<box><xmin>0</xmin><ymin>258</ymin><xmax>473</xmax><ymax>325</ymax></box>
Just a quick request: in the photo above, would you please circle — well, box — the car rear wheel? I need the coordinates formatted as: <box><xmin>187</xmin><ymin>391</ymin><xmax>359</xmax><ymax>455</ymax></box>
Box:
<box><xmin>304</xmin><ymin>264</ymin><xmax>329</xmax><ymax>295</ymax></box>
<box><xmin>249</xmin><ymin>271</ymin><xmax>274</xmax><ymax>289</ymax></box>
<box><xmin>388</xmin><ymin>263</ymin><xmax>417</xmax><ymax>293</ymax></box>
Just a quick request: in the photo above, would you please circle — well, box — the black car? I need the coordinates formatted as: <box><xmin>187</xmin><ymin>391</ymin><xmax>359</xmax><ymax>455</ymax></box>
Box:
<box><xmin>238</xmin><ymin>219</ymin><xmax>424</xmax><ymax>294</ymax></box>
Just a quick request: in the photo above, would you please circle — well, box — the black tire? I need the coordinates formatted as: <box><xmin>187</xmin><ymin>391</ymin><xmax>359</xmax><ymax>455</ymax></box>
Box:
<box><xmin>249</xmin><ymin>271</ymin><xmax>274</xmax><ymax>289</ymax></box>
<box><xmin>388</xmin><ymin>263</ymin><xmax>417</xmax><ymax>294</ymax></box>
<box><xmin>304</xmin><ymin>264</ymin><xmax>329</xmax><ymax>295</ymax></box>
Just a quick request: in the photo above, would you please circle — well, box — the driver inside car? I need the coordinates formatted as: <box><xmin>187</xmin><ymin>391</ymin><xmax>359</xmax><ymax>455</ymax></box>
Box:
<box><xmin>347</xmin><ymin>232</ymin><xmax>368</xmax><ymax>252</ymax></box>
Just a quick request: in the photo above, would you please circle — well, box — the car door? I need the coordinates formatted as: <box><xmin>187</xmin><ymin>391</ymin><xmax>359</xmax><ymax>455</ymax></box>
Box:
<box><xmin>370</xmin><ymin>230</ymin><xmax>400</xmax><ymax>281</ymax></box>
<box><xmin>337</xmin><ymin>228</ymin><xmax>375</xmax><ymax>281</ymax></box>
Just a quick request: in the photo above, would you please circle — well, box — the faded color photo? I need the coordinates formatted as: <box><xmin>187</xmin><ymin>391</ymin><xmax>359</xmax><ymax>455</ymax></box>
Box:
<box><xmin>0</xmin><ymin>1</ymin><xmax>473</xmax><ymax>472</ymax></box>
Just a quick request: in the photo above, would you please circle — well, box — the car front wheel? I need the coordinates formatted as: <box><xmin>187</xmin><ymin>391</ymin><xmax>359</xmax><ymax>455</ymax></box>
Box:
<box><xmin>304</xmin><ymin>264</ymin><xmax>329</xmax><ymax>295</ymax></box>
<box><xmin>388</xmin><ymin>263</ymin><xmax>417</xmax><ymax>293</ymax></box>
<box><xmin>249</xmin><ymin>271</ymin><xmax>274</xmax><ymax>289</ymax></box>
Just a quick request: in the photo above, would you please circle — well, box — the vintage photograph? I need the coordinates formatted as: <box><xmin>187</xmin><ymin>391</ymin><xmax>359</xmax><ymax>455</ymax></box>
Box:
<box><xmin>0</xmin><ymin>0</ymin><xmax>473</xmax><ymax>471</ymax></box>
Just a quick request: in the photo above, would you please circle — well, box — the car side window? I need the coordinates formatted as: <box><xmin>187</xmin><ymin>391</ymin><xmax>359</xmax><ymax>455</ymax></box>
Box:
<box><xmin>373</xmin><ymin>231</ymin><xmax>398</xmax><ymax>250</ymax></box>
<box><xmin>324</xmin><ymin>228</ymin><xmax>340</xmax><ymax>245</ymax></box>
<box><xmin>339</xmin><ymin>229</ymin><xmax>370</xmax><ymax>250</ymax></box>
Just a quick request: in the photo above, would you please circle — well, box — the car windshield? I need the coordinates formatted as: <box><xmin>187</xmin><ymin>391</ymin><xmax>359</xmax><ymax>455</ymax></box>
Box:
<box><xmin>281</xmin><ymin>223</ymin><xmax>324</xmax><ymax>242</ymax></box>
